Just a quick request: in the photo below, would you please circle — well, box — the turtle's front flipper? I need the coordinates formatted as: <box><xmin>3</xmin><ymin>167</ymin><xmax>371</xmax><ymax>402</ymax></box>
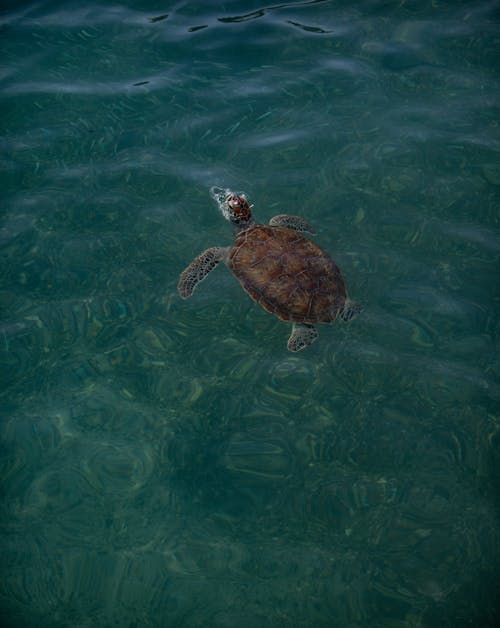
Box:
<box><xmin>339</xmin><ymin>299</ymin><xmax>363</xmax><ymax>321</ymax></box>
<box><xmin>269</xmin><ymin>214</ymin><xmax>315</xmax><ymax>234</ymax></box>
<box><xmin>287</xmin><ymin>323</ymin><xmax>318</xmax><ymax>352</ymax></box>
<box><xmin>178</xmin><ymin>247</ymin><xmax>228</xmax><ymax>298</ymax></box>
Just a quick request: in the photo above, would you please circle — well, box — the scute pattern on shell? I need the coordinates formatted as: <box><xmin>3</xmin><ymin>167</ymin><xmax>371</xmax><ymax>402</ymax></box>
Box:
<box><xmin>228</xmin><ymin>225</ymin><xmax>346</xmax><ymax>323</ymax></box>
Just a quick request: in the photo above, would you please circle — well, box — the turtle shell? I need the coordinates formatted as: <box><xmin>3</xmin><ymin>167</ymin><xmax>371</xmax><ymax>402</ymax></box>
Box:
<box><xmin>228</xmin><ymin>225</ymin><xmax>346</xmax><ymax>323</ymax></box>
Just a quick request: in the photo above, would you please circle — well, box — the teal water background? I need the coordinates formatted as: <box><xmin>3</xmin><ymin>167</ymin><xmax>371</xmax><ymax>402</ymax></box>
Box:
<box><xmin>1</xmin><ymin>1</ymin><xmax>499</xmax><ymax>626</ymax></box>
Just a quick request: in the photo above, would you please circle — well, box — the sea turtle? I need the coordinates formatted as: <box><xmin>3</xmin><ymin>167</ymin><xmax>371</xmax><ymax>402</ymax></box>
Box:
<box><xmin>178</xmin><ymin>188</ymin><xmax>362</xmax><ymax>351</ymax></box>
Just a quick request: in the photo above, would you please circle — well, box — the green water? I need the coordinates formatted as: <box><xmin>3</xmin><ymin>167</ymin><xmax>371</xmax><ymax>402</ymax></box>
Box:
<box><xmin>1</xmin><ymin>1</ymin><xmax>499</xmax><ymax>626</ymax></box>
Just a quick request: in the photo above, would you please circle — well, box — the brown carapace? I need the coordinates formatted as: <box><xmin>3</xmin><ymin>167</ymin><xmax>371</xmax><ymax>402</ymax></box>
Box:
<box><xmin>229</xmin><ymin>225</ymin><xmax>346</xmax><ymax>324</ymax></box>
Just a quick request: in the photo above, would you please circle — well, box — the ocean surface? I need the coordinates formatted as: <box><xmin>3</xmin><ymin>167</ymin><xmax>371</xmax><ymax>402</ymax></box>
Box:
<box><xmin>1</xmin><ymin>1</ymin><xmax>499</xmax><ymax>626</ymax></box>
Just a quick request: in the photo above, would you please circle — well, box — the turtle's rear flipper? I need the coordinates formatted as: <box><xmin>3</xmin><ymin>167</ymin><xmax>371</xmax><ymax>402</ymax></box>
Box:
<box><xmin>340</xmin><ymin>300</ymin><xmax>363</xmax><ymax>322</ymax></box>
<box><xmin>287</xmin><ymin>323</ymin><xmax>318</xmax><ymax>352</ymax></box>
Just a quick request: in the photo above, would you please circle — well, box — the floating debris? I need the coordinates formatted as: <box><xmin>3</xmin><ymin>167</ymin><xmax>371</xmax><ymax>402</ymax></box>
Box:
<box><xmin>188</xmin><ymin>25</ymin><xmax>208</xmax><ymax>33</ymax></box>
<box><xmin>149</xmin><ymin>14</ymin><xmax>168</xmax><ymax>23</ymax></box>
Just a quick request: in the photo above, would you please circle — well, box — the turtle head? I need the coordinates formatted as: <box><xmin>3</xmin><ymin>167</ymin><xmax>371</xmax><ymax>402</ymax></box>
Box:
<box><xmin>209</xmin><ymin>186</ymin><xmax>254</xmax><ymax>229</ymax></box>
<box><xmin>225</xmin><ymin>193</ymin><xmax>253</xmax><ymax>226</ymax></box>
